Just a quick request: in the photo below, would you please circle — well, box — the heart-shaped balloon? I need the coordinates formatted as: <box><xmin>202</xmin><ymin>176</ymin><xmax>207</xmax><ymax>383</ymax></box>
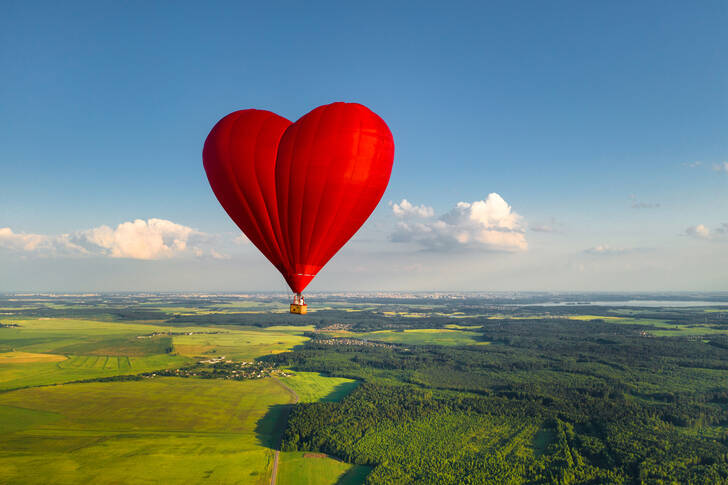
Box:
<box><xmin>203</xmin><ymin>102</ymin><xmax>395</xmax><ymax>294</ymax></box>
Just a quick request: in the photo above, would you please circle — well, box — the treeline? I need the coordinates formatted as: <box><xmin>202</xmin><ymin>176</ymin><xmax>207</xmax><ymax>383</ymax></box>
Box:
<box><xmin>269</xmin><ymin>318</ymin><xmax>728</xmax><ymax>483</ymax></box>
<box><xmin>282</xmin><ymin>383</ymin><xmax>728</xmax><ymax>484</ymax></box>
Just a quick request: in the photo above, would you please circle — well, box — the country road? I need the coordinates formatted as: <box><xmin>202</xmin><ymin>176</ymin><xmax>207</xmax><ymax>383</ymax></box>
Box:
<box><xmin>270</xmin><ymin>378</ymin><xmax>299</xmax><ymax>485</ymax></box>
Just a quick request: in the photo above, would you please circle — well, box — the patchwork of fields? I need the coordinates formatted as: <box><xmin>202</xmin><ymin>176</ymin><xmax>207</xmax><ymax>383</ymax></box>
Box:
<box><xmin>0</xmin><ymin>316</ymin><xmax>364</xmax><ymax>484</ymax></box>
<box><xmin>2</xmin><ymin>296</ymin><xmax>728</xmax><ymax>484</ymax></box>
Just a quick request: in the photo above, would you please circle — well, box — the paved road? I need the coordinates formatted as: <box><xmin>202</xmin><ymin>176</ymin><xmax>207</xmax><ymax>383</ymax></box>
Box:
<box><xmin>270</xmin><ymin>378</ymin><xmax>299</xmax><ymax>485</ymax></box>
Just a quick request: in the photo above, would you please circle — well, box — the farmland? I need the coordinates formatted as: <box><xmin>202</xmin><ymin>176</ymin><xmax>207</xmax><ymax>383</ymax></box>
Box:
<box><xmin>2</xmin><ymin>292</ymin><xmax>728</xmax><ymax>483</ymax></box>
<box><xmin>0</xmin><ymin>300</ymin><xmax>368</xmax><ymax>485</ymax></box>
<box><xmin>0</xmin><ymin>378</ymin><xmax>291</xmax><ymax>484</ymax></box>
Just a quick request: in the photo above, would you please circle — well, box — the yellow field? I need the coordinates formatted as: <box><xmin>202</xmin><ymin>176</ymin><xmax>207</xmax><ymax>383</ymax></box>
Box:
<box><xmin>0</xmin><ymin>352</ymin><xmax>67</xmax><ymax>364</ymax></box>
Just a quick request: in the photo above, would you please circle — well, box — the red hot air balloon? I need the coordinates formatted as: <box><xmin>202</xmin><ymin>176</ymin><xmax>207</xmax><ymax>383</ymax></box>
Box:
<box><xmin>203</xmin><ymin>102</ymin><xmax>395</xmax><ymax>314</ymax></box>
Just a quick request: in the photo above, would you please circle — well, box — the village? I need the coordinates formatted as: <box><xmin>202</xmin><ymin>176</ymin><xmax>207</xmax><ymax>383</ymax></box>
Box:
<box><xmin>139</xmin><ymin>356</ymin><xmax>293</xmax><ymax>381</ymax></box>
<box><xmin>136</xmin><ymin>330</ymin><xmax>223</xmax><ymax>339</ymax></box>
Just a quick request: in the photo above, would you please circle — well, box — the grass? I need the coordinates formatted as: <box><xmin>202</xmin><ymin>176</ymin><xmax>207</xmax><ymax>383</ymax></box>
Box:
<box><xmin>0</xmin><ymin>318</ymin><xmax>182</xmax><ymax>354</ymax></box>
<box><xmin>279</xmin><ymin>372</ymin><xmax>359</xmax><ymax>403</ymax></box>
<box><xmin>277</xmin><ymin>452</ymin><xmax>370</xmax><ymax>485</ymax></box>
<box><xmin>0</xmin><ymin>353</ymin><xmax>190</xmax><ymax>391</ymax></box>
<box><xmin>651</xmin><ymin>327</ymin><xmax>728</xmax><ymax>337</ymax></box>
<box><xmin>0</xmin><ymin>405</ymin><xmax>60</xmax><ymax>434</ymax></box>
<box><xmin>0</xmin><ymin>377</ymin><xmax>295</xmax><ymax>484</ymax></box>
<box><xmin>358</xmin><ymin>328</ymin><xmax>489</xmax><ymax>346</ymax></box>
<box><xmin>172</xmin><ymin>326</ymin><xmax>310</xmax><ymax>360</ymax></box>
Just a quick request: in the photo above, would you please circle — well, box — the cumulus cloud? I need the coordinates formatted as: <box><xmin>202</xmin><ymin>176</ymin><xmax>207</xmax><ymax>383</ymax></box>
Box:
<box><xmin>391</xmin><ymin>199</ymin><xmax>434</xmax><ymax>218</ymax></box>
<box><xmin>684</xmin><ymin>223</ymin><xmax>728</xmax><ymax>240</ymax></box>
<box><xmin>0</xmin><ymin>227</ymin><xmax>86</xmax><ymax>255</ymax></box>
<box><xmin>713</xmin><ymin>162</ymin><xmax>728</xmax><ymax>173</ymax></box>
<box><xmin>81</xmin><ymin>219</ymin><xmax>206</xmax><ymax>259</ymax></box>
<box><xmin>0</xmin><ymin>219</ymin><xmax>225</xmax><ymax>259</ymax></box>
<box><xmin>684</xmin><ymin>224</ymin><xmax>711</xmax><ymax>239</ymax></box>
<box><xmin>390</xmin><ymin>193</ymin><xmax>527</xmax><ymax>252</ymax></box>
<box><xmin>682</xmin><ymin>161</ymin><xmax>702</xmax><ymax>168</ymax></box>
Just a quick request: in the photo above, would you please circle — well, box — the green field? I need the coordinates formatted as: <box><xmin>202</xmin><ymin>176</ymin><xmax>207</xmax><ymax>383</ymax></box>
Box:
<box><xmin>0</xmin><ymin>378</ymin><xmax>294</xmax><ymax>484</ymax></box>
<box><xmin>0</xmin><ymin>353</ymin><xmax>190</xmax><ymax>391</ymax></box>
<box><xmin>279</xmin><ymin>372</ymin><xmax>359</xmax><ymax>403</ymax></box>
<box><xmin>173</xmin><ymin>326</ymin><xmax>311</xmax><ymax>360</ymax></box>
<box><xmin>0</xmin><ymin>312</ymin><xmax>367</xmax><ymax>484</ymax></box>
<box><xmin>277</xmin><ymin>452</ymin><xmax>371</xmax><ymax>485</ymax></box>
<box><xmin>358</xmin><ymin>328</ymin><xmax>489</xmax><ymax>346</ymax></box>
<box><xmin>0</xmin><ymin>318</ymin><xmax>318</xmax><ymax>391</ymax></box>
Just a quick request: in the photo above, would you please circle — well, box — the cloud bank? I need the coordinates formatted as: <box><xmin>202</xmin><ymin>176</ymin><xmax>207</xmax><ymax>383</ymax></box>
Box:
<box><xmin>390</xmin><ymin>193</ymin><xmax>527</xmax><ymax>252</ymax></box>
<box><xmin>0</xmin><ymin>219</ymin><xmax>225</xmax><ymax>260</ymax></box>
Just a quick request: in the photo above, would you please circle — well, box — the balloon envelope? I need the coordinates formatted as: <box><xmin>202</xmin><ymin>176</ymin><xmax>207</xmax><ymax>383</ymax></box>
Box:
<box><xmin>203</xmin><ymin>102</ymin><xmax>394</xmax><ymax>293</ymax></box>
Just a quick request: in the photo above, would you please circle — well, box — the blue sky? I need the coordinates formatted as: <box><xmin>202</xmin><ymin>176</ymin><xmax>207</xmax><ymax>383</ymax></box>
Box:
<box><xmin>1</xmin><ymin>1</ymin><xmax>726</xmax><ymax>292</ymax></box>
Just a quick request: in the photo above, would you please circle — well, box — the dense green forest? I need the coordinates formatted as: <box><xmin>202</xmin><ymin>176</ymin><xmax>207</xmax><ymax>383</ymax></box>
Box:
<box><xmin>268</xmin><ymin>318</ymin><xmax>728</xmax><ymax>484</ymax></box>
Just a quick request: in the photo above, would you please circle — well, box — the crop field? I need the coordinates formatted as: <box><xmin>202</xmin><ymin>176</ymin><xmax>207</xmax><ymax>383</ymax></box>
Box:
<box><xmin>0</xmin><ymin>351</ymin><xmax>67</xmax><ymax>364</ymax></box>
<box><xmin>0</xmin><ymin>378</ymin><xmax>295</xmax><ymax>484</ymax></box>
<box><xmin>172</xmin><ymin>326</ymin><xmax>311</xmax><ymax>360</ymax></box>
<box><xmin>357</xmin><ymin>328</ymin><xmax>489</xmax><ymax>346</ymax></box>
<box><xmin>0</xmin><ymin>305</ymin><xmax>366</xmax><ymax>484</ymax></box>
<box><xmin>277</xmin><ymin>452</ymin><xmax>371</xmax><ymax>485</ymax></box>
<box><xmin>0</xmin><ymin>353</ymin><xmax>190</xmax><ymax>391</ymax></box>
<box><xmin>279</xmin><ymin>372</ymin><xmax>359</xmax><ymax>403</ymax></box>
<box><xmin>0</xmin><ymin>318</ymin><xmax>317</xmax><ymax>391</ymax></box>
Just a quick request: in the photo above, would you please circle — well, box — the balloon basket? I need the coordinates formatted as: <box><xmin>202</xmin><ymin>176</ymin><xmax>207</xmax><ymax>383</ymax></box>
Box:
<box><xmin>290</xmin><ymin>303</ymin><xmax>307</xmax><ymax>315</ymax></box>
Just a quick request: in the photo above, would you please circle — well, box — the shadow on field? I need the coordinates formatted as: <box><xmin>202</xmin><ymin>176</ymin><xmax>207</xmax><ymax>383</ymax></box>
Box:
<box><xmin>321</xmin><ymin>380</ymin><xmax>360</xmax><ymax>402</ymax></box>
<box><xmin>335</xmin><ymin>464</ymin><xmax>371</xmax><ymax>485</ymax></box>
<box><xmin>255</xmin><ymin>403</ymin><xmax>292</xmax><ymax>450</ymax></box>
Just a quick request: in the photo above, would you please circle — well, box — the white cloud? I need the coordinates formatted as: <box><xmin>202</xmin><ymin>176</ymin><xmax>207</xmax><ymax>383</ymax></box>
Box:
<box><xmin>82</xmin><ymin>219</ymin><xmax>204</xmax><ymax>259</ymax></box>
<box><xmin>684</xmin><ymin>224</ymin><xmax>711</xmax><ymax>239</ymax></box>
<box><xmin>0</xmin><ymin>219</ymin><xmax>226</xmax><ymax>260</ymax></box>
<box><xmin>391</xmin><ymin>193</ymin><xmax>527</xmax><ymax>252</ymax></box>
<box><xmin>682</xmin><ymin>161</ymin><xmax>702</xmax><ymax>168</ymax></box>
<box><xmin>391</xmin><ymin>199</ymin><xmax>434</xmax><ymax>218</ymax></box>
<box><xmin>0</xmin><ymin>228</ymin><xmax>87</xmax><ymax>255</ymax></box>
<box><xmin>713</xmin><ymin>162</ymin><xmax>728</xmax><ymax>173</ymax></box>
<box><xmin>684</xmin><ymin>223</ymin><xmax>728</xmax><ymax>240</ymax></box>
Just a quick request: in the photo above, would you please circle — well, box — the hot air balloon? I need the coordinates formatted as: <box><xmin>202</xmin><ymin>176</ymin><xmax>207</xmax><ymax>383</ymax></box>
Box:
<box><xmin>203</xmin><ymin>102</ymin><xmax>395</xmax><ymax>314</ymax></box>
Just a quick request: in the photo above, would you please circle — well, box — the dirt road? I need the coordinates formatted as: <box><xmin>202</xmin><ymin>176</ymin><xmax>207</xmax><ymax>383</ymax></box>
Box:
<box><xmin>270</xmin><ymin>378</ymin><xmax>299</xmax><ymax>485</ymax></box>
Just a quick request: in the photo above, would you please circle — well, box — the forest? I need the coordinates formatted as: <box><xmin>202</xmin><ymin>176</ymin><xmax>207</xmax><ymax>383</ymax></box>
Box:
<box><xmin>267</xmin><ymin>316</ymin><xmax>728</xmax><ymax>484</ymax></box>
